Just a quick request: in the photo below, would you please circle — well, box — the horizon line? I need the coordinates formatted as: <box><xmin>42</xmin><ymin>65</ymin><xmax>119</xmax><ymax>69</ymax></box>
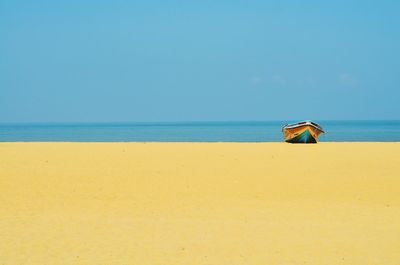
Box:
<box><xmin>1</xmin><ymin>119</ymin><xmax>400</xmax><ymax>126</ymax></box>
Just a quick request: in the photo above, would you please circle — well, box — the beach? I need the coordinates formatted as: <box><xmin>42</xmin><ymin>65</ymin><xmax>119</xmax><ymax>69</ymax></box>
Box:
<box><xmin>1</xmin><ymin>142</ymin><xmax>399</xmax><ymax>264</ymax></box>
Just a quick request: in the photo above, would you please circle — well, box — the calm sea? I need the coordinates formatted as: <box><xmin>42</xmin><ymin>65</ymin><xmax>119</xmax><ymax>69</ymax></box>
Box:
<box><xmin>0</xmin><ymin>121</ymin><xmax>399</xmax><ymax>142</ymax></box>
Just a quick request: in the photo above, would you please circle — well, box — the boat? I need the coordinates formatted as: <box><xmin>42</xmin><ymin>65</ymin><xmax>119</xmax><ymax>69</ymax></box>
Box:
<box><xmin>282</xmin><ymin>120</ymin><xmax>325</xmax><ymax>143</ymax></box>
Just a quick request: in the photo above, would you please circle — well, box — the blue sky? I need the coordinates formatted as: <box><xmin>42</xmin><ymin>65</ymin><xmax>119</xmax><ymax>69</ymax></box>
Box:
<box><xmin>1</xmin><ymin>0</ymin><xmax>399</xmax><ymax>122</ymax></box>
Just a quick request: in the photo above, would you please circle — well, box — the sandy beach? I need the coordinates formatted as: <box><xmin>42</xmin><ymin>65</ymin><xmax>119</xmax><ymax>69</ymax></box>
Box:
<box><xmin>0</xmin><ymin>142</ymin><xmax>399</xmax><ymax>264</ymax></box>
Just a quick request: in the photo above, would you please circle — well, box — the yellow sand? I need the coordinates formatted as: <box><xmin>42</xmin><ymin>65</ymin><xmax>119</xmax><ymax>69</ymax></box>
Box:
<box><xmin>0</xmin><ymin>143</ymin><xmax>399</xmax><ymax>264</ymax></box>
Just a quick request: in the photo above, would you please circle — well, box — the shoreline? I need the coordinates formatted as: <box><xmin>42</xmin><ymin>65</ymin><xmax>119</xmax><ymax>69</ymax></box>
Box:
<box><xmin>1</xmin><ymin>141</ymin><xmax>400</xmax><ymax>143</ymax></box>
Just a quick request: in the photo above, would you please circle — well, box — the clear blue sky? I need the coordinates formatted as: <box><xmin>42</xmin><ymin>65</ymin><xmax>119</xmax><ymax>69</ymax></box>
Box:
<box><xmin>1</xmin><ymin>0</ymin><xmax>399</xmax><ymax>122</ymax></box>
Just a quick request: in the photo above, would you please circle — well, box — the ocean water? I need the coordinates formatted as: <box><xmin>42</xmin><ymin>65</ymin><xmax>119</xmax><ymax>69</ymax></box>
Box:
<box><xmin>0</xmin><ymin>121</ymin><xmax>399</xmax><ymax>142</ymax></box>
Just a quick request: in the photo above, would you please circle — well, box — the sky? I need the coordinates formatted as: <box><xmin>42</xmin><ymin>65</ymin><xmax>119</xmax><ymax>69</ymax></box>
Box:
<box><xmin>1</xmin><ymin>0</ymin><xmax>399</xmax><ymax>122</ymax></box>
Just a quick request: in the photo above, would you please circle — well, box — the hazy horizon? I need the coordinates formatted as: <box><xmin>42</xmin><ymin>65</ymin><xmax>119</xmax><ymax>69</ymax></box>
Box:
<box><xmin>1</xmin><ymin>119</ymin><xmax>400</xmax><ymax>126</ymax></box>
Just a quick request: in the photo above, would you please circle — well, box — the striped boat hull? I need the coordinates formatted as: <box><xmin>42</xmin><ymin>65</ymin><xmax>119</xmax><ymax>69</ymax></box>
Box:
<box><xmin>283</xmin><ymin>123</ymin><xmax>324</xmax><ymax>143</ymax></box>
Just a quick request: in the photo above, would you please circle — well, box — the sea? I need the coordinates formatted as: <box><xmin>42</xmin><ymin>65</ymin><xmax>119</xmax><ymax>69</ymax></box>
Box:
<box><xmin>0</xmin><ymin>121</ymin><xmax>399</xmax><ymax>142</ymax></box>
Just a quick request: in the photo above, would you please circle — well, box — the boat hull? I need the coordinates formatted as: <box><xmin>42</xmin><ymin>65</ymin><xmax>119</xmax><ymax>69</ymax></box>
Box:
<box><xmin>283</xmin><ymin>125</ymin><xmax>323</xmax><ymax>143</ymax></box>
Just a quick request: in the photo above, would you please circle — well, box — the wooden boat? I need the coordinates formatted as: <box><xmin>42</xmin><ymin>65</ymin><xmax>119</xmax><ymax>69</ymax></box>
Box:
<box><xmin>282</xmin><ymin>121</ymin><xmax>325</xmax><ymax>143</ymax></box>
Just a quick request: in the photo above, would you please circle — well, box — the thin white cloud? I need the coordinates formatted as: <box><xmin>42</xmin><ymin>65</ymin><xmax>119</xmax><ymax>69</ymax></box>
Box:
<box><xmin>339</xmin><ymin>73</ymin><xmax>357</xmax><ymax>85</ymax></box>
<box><xmin>271</xmin><ymin>74</ymin><xmax>286</xmax><ymax>85</ymax></box>
<box><xmin>249</xmin><ymin>76</ymin><xmax>263</xmax><ymax>86</ymax></box>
